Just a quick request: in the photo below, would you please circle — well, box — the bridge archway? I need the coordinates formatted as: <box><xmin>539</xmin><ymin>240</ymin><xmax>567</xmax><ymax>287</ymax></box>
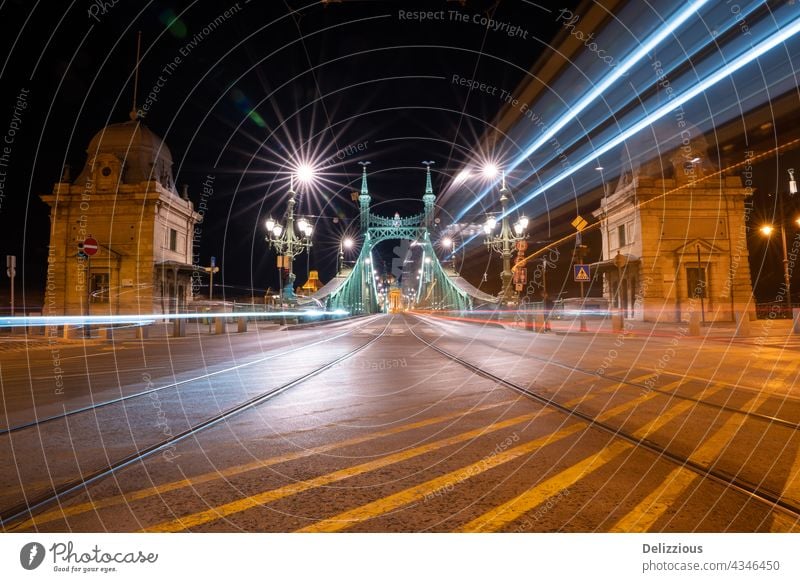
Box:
<box><xmin>304</xmin><ymin>165</ymin><xmax>496</xmax><ymax>314</ymax></box>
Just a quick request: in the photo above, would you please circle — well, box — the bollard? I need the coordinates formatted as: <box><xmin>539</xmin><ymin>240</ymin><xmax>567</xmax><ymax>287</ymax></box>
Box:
<box><xmin>535</xmin><ymin>313</ymin><xmax>545</xmax><ymax>333</ymax></box>
<box><xmin>173</xmin><ymin>318</ymin><xmax>186</xmax><ymax>337</ymax></box>
<box><xmin>734</xmin><ymin>311</ymin><xmax>751</xmax><ymax>338</ymax></box>
<box><xmin>688</xmin><ymin>311</ymin><xmax>701</xmax><ymax>336</ymax></box>
<box><xmin>793</xmin><ymin>308</ymin><xmax>800</xmax><ymax>335</ymax></box>
<box><xmin>237</xmin><ymin>317</ymin><xmax>248</xmax><ymax>333</ymax></box>
<box><xmin>136</xmin><ymin>325</ymin><xmax>150</xmax><ymax>340</ymax></box>
<box><xmin>214</xmin><ymin>317</ymin><xmax>227</xmax><ymax>335</ymax></box>
<box><xmin>525</xmin><ymin>310</ymin><xmax>535</xmax><ymax>332</ymax></box>
<box><xmin>104</xmin><ymin>326</ymin><xmax>114</xmax><ymax>342</ymax></box>
<box><xmin>611</xmin><ymin>313</ymin><xmax>623</xmax><ymax>332</ymax></box>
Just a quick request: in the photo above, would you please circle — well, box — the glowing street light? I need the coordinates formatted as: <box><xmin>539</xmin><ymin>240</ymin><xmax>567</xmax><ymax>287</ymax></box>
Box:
<box><xmin>296</xmin><ymin>163</ymin><xmax>316</xmax><ymax>184</ymax></box>
<box><xmin>483</xmin><ymin>169</ymin><xmax>527</xmax><ymax>303</ymax></box>
<box><xmin>338</xmin><ymin>236</ymin><xmax>355</xmax><ymax>275</ymax></box>
<box><xmin>482</xmin><ymin>163</ymin><xmax>499</xmax><ymax>180</ymax></box>
<box><xmin>264</xmin><ymin>174</ymin><xmax>315</xmax><ymax>304</ymax></box>
<box><xmin>760</xmin><ymin>224</ymin><xmax>774</xmax><ymax>236</ymax></box>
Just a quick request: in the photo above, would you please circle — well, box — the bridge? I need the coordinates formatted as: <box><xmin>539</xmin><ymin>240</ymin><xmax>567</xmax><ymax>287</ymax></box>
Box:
<box><xmin>302</xmin><ymin>165</ymin><xmax>496</xmax><ymax>314</ymax></box>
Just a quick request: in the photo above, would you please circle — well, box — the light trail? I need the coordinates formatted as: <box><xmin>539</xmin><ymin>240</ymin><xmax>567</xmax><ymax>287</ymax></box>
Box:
<box><xmin>0</xmin><ymin>310</ymin><xmax>351</xmax><ymax>328</ymax></box>
<box><xmin>451</xmin><ymin>0</ymin><xmax>710</xmax><ymax>223</ymax></box>
<box><xmin>452</xmin><ymin>13</ymin><xmax>800</xmax><ymax>255</ymax></box>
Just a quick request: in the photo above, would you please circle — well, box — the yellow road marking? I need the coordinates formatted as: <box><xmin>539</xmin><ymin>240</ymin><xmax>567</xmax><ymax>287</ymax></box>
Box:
<box><xmin>141</xmin><ymin>412</ymin><xmax>549</xmax><ymax>532</ymax></box>
<box><xmin>632</xmin><ymin>385</ymin><xmax>726</xmax><ymax>440</ymax></box>
<box><xmin>459</xmin><ymin>440</ymin><xmax>633</xmax><ymax>532</ymax></box>
<box><xmin>294</xmin><ymin>383</ymin><xmax>712</xmax><ymax>533</ymax></box>
<box><xmin>609</xmin><ymin>467</ymin><xmax>698</xmax><ymax>532</ymax></box>
<box><xmin>610</xmin><ymin>391</ymin><xmax>800</xmax><ymax>533</ymax></box>
<box><xmin>296</xmin><ymin>423</ymin><xmax>587</xmax><ymax>533</ymax></box>
<box><xmin>13</xmin><ymin>399</ymin><xmax>517</xmax><ymax>530</ymax></box>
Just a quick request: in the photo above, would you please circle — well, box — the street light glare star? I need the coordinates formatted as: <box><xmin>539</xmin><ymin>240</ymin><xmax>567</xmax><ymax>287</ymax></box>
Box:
<box><xmin>760</xmin><ymin>224</ymin><xmax>774</xmax><ymax>236</ymax></box>
<box><xmin>343</xmin><ymin>238</ymin><xmax>354</xmax><ymax>249</ymax></box>
<box><xmin>482</xmin><ymin>163</ymin><xmax>499</xmax><ymax>179</ymax></box>
<box><xmin>442</xmin><ymin>237</ymin><xmax>453</xmax><ymax>248</ymax></box>
<box><xmin>296</xmin><ymin>164</ymin><xmax>316</xmax><ymax>184</ymax></box>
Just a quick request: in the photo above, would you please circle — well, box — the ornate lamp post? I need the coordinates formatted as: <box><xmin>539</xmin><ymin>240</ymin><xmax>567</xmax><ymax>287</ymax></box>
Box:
<box><xmin>482</xmin><ymin>172</ymin><xmax>528</xmax><ymax>303</ymax></box>
<box><xmin>265</xmin><ymin>174</ymin><xmax>314</xmax><ymax>304</ymax></box>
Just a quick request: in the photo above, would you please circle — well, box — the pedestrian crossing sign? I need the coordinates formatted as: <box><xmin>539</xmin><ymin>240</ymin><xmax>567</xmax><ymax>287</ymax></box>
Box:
<box><xmin>574</xmin><ymin>264</ymin><xmax>591</xmax><ymax>282</ymax></box>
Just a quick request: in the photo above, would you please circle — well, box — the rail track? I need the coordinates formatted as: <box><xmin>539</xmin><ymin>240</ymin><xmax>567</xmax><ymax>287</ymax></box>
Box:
<box><xmin>0</xmin><ymin>316</ymin><xmax>378</xmax><ymax>436</ymax></box>
<box><xmin>414</xmin><ymin>314</ymin><xmax>800</xmax><ymax>431</ymax></box>
<box><xmin>0</xmin><ymin>317</ymin><xmax>392</xmax><ymax>529</ymax></box>
<box><xmin>407</xmin><ymin>319</ymin><xmax>800</xmax><ymax>523</ymax></box>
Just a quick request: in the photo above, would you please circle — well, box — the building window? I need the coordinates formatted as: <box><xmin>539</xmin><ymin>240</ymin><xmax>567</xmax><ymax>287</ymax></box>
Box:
<box><xmin>617</xmin><ymin>224</ymin><xmax>627</xmax><ymax>247</ymax></box>
<box><xmin>90</xmin><ymin>273</ymin><xmax>110</xmax><ymax>303</ymax></box>
<box><xmin>169</xmin><ymin>228</ymin><xmax>177</xmax><ymax>251</ymax></box>
<box><xmin>687</xmin><ymin>267</ymin><xmax>706</xmax><ymax>298</ymax></box>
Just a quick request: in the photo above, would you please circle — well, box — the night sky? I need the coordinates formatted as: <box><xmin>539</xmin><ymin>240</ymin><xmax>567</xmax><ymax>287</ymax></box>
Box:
<box><xmin>0</xmin><ymin>0</ymin><xmax>798</xmax><ymax>309</ymax></box>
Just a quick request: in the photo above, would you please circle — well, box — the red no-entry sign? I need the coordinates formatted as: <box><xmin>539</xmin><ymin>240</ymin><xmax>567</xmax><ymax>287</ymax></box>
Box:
<box><xmin>82</xmin><ymin>237</ymin><xmax>99</xmax><ymax>256</ymax></box>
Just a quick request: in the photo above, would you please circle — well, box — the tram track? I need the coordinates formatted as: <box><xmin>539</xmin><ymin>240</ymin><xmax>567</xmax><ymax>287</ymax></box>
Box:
<box><xmin>0</xmin><ymin>316</ymin><xmax>378</xmax><ymax>436</ymax></box>
<box><xmin>407</xmin><ymin>319</ymin><xmax>800</xmax><ymax>523</ymax></box>
<box><xmin>0</xmin><ymin>317</ymin><xmax>393</xmax><ymax>529</ymax></box>
<box><xmin>414</xmin><ymin>314</ymin><xmax>800</xmax><ymax>431</ymax></box>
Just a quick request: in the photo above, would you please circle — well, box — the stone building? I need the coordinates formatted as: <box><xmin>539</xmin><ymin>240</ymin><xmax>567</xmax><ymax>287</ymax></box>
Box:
<box><xmin>41</xmin><ymin>117</ymin><xmax>200</xmax><ymax>316</ymax></box>
<box><xmin>591</xmin><ymin>129</ymin><xmax>755</xmax><ymax>322</ymax></box>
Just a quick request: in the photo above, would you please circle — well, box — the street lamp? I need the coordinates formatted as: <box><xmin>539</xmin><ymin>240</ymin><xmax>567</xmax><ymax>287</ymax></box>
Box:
<box><xmin>482</xmin><ymin>169</ymin><xmax>528</xmax><ymax>303</ymax></box>
<box><xmin>759</xmin><ymin>168</ymin><xmax>798</xmax><ymax>314</ymax></box>
<box><xmin>265</xmin><ymin>173</ymin><xmax>315</xmax><ymax>304</ymax></box>
<box><xmin>338</xmin><ymin>237</ymin><xmax>354</xmax><ymax>275</ymax></box>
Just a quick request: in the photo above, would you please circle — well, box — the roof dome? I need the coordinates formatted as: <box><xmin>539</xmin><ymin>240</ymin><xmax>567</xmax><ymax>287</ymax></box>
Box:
<box><xmin>76</xmin><ymin>120</ymin><xmax>175</xmax><ymax>189</ymax></box>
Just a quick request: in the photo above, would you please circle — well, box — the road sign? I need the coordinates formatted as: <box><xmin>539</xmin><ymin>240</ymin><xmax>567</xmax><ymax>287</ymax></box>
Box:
<box><xmin>571</xmin><ymin>215</ymin><xmax>588</xmax><ymax>232</ymax></box>
<box><xmin>574</xmin><ymin>264</ymin><xmax>591</xmax><ymax>282</ymax></box>
<box><xmin>82</xmin><ymin>237</ymin><xmax>99</xmax><ymax>256</ymax></box>
<box><xmin>210</xmin><ymin>256</ymin><xmax>216</xmax><ymax>267</ymax></box>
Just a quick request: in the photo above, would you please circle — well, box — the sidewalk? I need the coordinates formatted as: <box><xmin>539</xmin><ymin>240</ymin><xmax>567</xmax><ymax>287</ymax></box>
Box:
<box><xmin>547</xmin><ymin>316</ymin><xmax>800</xmax><ymax>347</ymax></box>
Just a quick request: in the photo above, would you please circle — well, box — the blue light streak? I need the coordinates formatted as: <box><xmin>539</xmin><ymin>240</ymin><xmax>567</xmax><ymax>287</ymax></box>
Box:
<box><xmin>0</xmin><ymin>310</ymin><xmax>351</xmax><ymax>328</ymax></box>
<box><xmin>451</xmin><ymin>0</ymin><xmax>709</xmax><ymax>223</ymax></box>
<box><xmin>453</xmin><ymin>13</ymin><xmax>800</xmax><ymax>255</ymax></box>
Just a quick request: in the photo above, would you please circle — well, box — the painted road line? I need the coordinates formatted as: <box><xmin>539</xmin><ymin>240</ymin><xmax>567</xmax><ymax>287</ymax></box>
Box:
<box><xmin>631</xmin><ymin>385</ymin><xmax>727</xmax><ymax>440</ymax></box>
<box><xmin>296</xmin><ymin>423</ymin><xmax>588</xmax><ymax>533</ymax></box>
<box><xmin>295</xmin><ymin>384</ymin><xmax>697</xmax><ymax>533</ymax></box>
<box><xmin>141</xmin><ymin>412</ymin><xmax>549</xmax><ymax>532</ymax></box>
<box><xmin>458</xmin><ymin>441</ymin><xmax>633</xmax><ymax>532</ymax></box>
<box><xmin>609</xmin><ymin>467</ymin><xmax>699</xmax><ymax>532</ymax></box>
<box><xmin>13</xmin><ymin>399</ymin><xmax>518</xmax><ymax>530</ymax></box>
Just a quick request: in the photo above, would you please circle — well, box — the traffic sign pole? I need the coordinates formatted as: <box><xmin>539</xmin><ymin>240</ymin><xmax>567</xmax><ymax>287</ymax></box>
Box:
<box><xmin>6</xmin><ymin>255</ymin><xmax>15</xmax><ymax>317</ymax></box>
<box><xmin>572</xmin><ymin>215</ymin><xmax>589</xmax><ymax>333</ymax></box>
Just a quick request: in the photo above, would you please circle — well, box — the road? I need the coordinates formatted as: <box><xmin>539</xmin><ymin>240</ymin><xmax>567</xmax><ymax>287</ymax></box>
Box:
<box><xmin>1</xmin><ymin>313</ymin><xmax>799</xmax><ymax>532</ymax></box>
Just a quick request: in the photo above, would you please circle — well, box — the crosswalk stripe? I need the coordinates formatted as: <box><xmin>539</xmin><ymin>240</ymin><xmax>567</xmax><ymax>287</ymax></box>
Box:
<box><xmin>610</xmin><ymin>391</ymin><xmax>800</xmax><ymax>533</ymax></box>
<box><xmin>296</xmin><ymin>423</ymin><xmax>587</xmax><ymax>533</ymax></box>
<box><xmin>15</xmin><ymin>400</ymin><xmax>518</xmax><ymax>530</ymax></box>
<box><xmin>296</xmin><ymin>386</ymin><xmax>668</xmax><ymax>533</ymax></box>
<box><xmin>609</xmin><ymin>467</ymin><xmax>698</xmax><ymax>532</ymax></box>
<box><xmin>458</xmin><ymin>441</ymin><xmax>633</xmax><ymax>532</ymax></box>
<box><xmin>632</xmin><ymin>385</ymin><xmax>726</xmax><ymax>440</ymax></box>
<box><xmin>142</xmin><ymin>385</ymin><xmax>619</xmax><ymax>533</ymax></box>
<box><xmin>141</xmin><ymin>412</ymin><xmax>550</xmax><ymax>532</ymax></box>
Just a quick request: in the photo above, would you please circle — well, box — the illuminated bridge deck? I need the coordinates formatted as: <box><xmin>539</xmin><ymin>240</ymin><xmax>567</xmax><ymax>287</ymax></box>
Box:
<box><xmin>1</xmin><ymin>314</ymin><xmax>799</xmax><ymax>533</ymax></box>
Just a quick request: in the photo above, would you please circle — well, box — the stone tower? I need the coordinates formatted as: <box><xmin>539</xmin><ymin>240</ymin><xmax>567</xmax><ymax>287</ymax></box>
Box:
<box><xmin>41</xmin><ymin>119</ymin><xmax>200</xmax><ymax>316</ymax></box>
<box><xmin>592</xmin><ymin>124</ymin><xmax>755</xmax><ymax>322</ymax></box>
